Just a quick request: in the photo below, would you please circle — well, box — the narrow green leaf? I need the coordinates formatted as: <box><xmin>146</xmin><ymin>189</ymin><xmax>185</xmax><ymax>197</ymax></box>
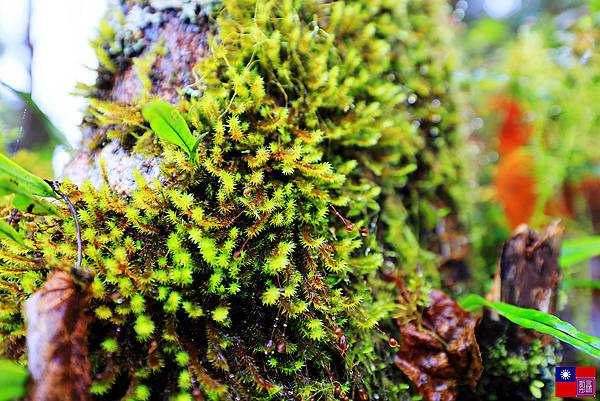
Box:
<box><xmin>458</xmin><ymin>294</ymin><xmax>487</xmax><ymax>312</ymax></box>
<box><xmin>0</xmin><ymin>81</ymin><xmax>69</xmax><ymax>146</ymax></box>
<box><xmin>0</xmin><ymin>175</ymin><xmax>57</xmax><ymax>215</ymax></box>
<box><xmin>13</xmin><ymin>193</ymin><xmax>57</xmax><ymax>215</ymax></box>
<box><xmin>459</xmin><ymin>294</ymin><xmax>600</xmax><ymax>360</ymax></box>
<box><xmin>0</xmin><ymin>220</ymin><xmax>25</xmax><ymax>246</ymax></box>
<box><xmin>0</xmin><ymin>153</ymin><xmax>55</xmax><ymax>198</ymax></box>
<box><xmin>0</xmin><ymin>359</ymin><xmax>28</xmax><ymax>401</ymax></box>
<box><xmin>559</xmin><ymin>236</ymin><xmax>600</xmax><ymax>268</ymax></box>
<box><xmin>562</xmin><ymin>278</ymin><xmax>600</xmax><ymax>290</ymax></box>
<box><xmin>142</xmin><ymin>100</ymin><xmax>196</xmax><ymax>155</ymax></box>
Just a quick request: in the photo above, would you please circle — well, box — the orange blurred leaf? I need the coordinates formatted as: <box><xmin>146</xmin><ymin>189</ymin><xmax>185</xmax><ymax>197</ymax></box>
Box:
<box><xmin>495</xmin><ymin>150</ymin><xmax>537</xmax><ymax>228</ymax></box>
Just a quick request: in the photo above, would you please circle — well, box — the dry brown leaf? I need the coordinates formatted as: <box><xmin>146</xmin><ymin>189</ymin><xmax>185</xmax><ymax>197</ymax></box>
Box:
<box><xmin>393</xmin><ymin>289</ymin><xmax>483</xmax><ymax>401</ymax></box>
<box><xmin>24</xmin><ymin>271</ymin><xmax>90</xmax><ymax>401</ymax></box>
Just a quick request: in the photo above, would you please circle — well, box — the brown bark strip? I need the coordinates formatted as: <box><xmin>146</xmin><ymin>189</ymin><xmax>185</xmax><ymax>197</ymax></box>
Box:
<box><xmin>393</xmin><ymin>289</ymin><xmax>483</xmax><ymax>401</ymax></box>
<box><xmin>499</xmin><ymin>222</ymin><xmax>562</xmax><ymax>312</ymax></box>
<box><xmin>492</xmin><ymin>222</ymin><xmax>562</xmax><ymax>347</ymax></box>
<box><xmin>24</xmin><ymin>271</ymin><xmax>90</xmax><ymax>401</ymax></box>
<box><xmin>467</xmin><ymin>223</ymin><xmax>563</xmax><ymax>400</ymax></box>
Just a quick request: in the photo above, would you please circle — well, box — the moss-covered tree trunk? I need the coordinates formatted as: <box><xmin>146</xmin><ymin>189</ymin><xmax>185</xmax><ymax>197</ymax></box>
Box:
<box><xmin>0</xmin><ymin>1</ymin><xmax>487</xmax><ymax>401</ymax></box>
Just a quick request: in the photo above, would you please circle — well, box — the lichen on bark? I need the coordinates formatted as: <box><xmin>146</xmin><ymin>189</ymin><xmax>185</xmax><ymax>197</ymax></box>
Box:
<box><xmin>0</xmin><ymin>1</ymin><xmax>472</xmax><ymax>400</ymax></box>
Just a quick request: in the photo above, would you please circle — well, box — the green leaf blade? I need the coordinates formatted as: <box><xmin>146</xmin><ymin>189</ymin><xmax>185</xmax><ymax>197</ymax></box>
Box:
<box><xmin>459</xmin><ymin>294</ymin><xmax>600</xmax><ymax>360</ymax></box>
<box><xmin>498</xmin><ymin>312</ymin><xmax>600</xmax><ymax>359</ymax></box>
<box><xmin>0</xmin><ymin>220</ymin><xmax>26</xmax><ymax>247</ymax></box>
<box><xmin>142</xmin><ymin>100</ymin><xmax>196</xmax><ymax>155</ymax></box>
<box><xmin>559</xmin><ymin>236</ymin><xmax>600</xmax><ymax>268</ymax></box>
<box><xmin>563</xmin><ymin>278</ymin><xmax>600</xmax><ymax>290</ymax></box>
<box><xmin>0</xmin><ymin>81</ymin><xmax>69</xmax><ymax>147</ymax></box>
<box><xmin>0</xmin><ymin>176</ymin><xmax>57</xmax><ymax>215</ymax></box>
<box><xmin>0</xmin><ymin>359</ymin><xmax>28</xmax><ymax>401</ymax></box>
<box><xmin>0</xmin><ymin>153</ymin><xmax>55</xmax><ymax>198</ymax></box>
<box><xmin>13</xmin><ymin>193</ymin><xmax>57</xmax><ymax>215</ymax></box>
<box><xmin>458</xmin><ymin>293</ymin><xmax>486</xmax><ymax>312</ymax></box>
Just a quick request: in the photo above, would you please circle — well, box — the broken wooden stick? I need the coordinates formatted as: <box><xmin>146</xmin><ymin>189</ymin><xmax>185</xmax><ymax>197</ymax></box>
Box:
<box><xmin>467</xmin><ymin>222</ymin><xmax>563</xmax><ymax>400</ymax></box>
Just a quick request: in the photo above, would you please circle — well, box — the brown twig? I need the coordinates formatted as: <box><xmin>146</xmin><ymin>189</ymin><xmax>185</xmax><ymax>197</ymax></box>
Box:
<box><xmin>46</xmin><ymin>181</ymin><xmax>85</xmax><ymax>278</ymax></box>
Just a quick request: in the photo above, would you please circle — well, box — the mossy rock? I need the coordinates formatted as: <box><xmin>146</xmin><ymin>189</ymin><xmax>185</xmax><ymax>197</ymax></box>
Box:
<box><xmin>0</xmin><ymin>1</ymin><xmax>469</xmax><ymax>400</ymax></box>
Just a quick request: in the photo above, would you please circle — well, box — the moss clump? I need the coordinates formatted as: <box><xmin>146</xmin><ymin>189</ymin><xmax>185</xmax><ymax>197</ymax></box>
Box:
<box><xmin>465</xmin><ymin>338</ymin><xmax>555</xmax><ymax>401</ymax></box>
<box><xmin>0</xmin><ymin>0</ymin><xmax>466</xmax><ymax>400</ymax></box>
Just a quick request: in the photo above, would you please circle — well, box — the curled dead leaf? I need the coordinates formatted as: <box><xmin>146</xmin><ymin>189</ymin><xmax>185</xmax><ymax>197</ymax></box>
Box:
<box><xmin>24</xmin><ymin>271</ymin><xmax>90</xmax><ymax>401</ymax></box>
<box><xmin>394</xmin><ymin>290</ymin><xmax>483</xmax><ymax>401</ymax></box>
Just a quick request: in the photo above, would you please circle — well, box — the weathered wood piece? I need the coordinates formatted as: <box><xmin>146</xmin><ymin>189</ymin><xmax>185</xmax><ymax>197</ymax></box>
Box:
<box><xmin>24</xmin><ymin>271</ymin><xmax>90</xmax><ymax>401</ymax></box>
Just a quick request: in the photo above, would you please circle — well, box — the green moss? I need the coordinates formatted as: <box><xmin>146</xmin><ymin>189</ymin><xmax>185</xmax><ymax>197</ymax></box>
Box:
<box><xmin>0</xmin><ymin>0</ymin><xmax>467</xmax><ymax>400</ymax></box>
<box><xmin>470</xmin><ymin>338</ymin><xmax>556</xmax><ymax>401</ymax></box>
